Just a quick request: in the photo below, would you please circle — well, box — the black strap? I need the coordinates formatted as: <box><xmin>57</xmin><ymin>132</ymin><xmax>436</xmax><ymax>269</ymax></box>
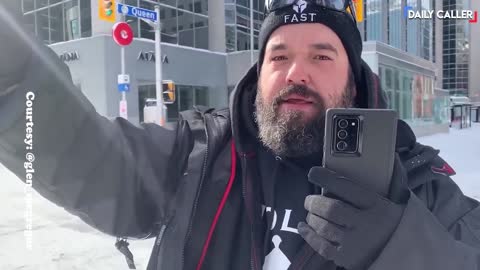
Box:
<box><xmin>115</xmin><ymin>238</ymin><xmax>136</xmax><ymax>269</ymax></box>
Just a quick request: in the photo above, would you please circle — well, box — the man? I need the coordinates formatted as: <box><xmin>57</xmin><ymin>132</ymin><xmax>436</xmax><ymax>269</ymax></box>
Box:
<box><xmin>0</xmin><ymin>0</ymin><xmax>479</xmax><ymax>269</ymax></box>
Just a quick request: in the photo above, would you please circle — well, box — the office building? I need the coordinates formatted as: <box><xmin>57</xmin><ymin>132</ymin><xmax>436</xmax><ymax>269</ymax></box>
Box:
<box><xmin>20</xmin><ymin>0</ymin><xmax>265</xmax><ymax>124</ymax></box>
<box><xmin>21</xmin><ymin>0</ymin><xmax>451</xmax><ymax>135</ymax></box>
<box><xmin>359</xmin><ymin>0</ymin><xmax>449</xmax><ymax>135</ymax></box>
<box><xmin>468</xmin><ymin>0</ymin><xmax>479</xmax><ymax>103</ymax></box>
<box><xmin>441</xmin><ymin>0</ymin><xmax>470</xmax><ymax>97</ymax></box>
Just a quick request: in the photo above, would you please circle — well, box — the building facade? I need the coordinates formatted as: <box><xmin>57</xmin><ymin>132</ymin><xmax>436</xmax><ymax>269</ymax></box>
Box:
<box><xmin>358</xmin><ymin>0</ymin><xmax>449</xmax><ymax>135</ymax></box>
<box><xmin>359</xmin><ymin>0</ymin><xmax>435</xmax><ymax>62</ymax></box>
<box><xmin>468</xmin><ymin>0</ymin><xmax>479</xmax><ymax>103</ymax></box>
<box><xmin>442</xmin><ymin>0</ymin><xmax>470</xmax><ymax>97</ymax></box>
<box><xmin>21</xmin><ymin>0</ymin><xmax>450</xmax><ymax>135</ymax></box>
<box><xmin>21</xmin><ymin>0</ymin><xmax>262</xmax><ymax>124</ymax></box>
<box><xmin>224</xmin><ymin>0</ymin><xmax>265</xmax><ymax>52</ymax></box>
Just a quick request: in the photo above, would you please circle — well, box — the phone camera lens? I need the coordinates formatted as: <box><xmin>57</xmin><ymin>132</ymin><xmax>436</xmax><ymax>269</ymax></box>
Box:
<box><xmin>336</xmin><ymin>141</ymin><xmax>348</xmax><ymax>151</ymax></box>
<box><xmin>338</xmin><ymin>119</ymin><xmax>348</xmax><ymax>129</ymax></box>
<box><xmin>337</xmin><ymin>130</ymin><xmax>348</xmax><ymax>139</ymax></box>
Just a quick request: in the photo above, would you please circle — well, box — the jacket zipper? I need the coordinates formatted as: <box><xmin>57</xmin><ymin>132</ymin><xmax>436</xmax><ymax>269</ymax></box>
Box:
<box><xmin>147</xmin><ymin>220</ymin><xmax>170</xmax><ymax>270</ymax></box>
<box><xmin>180</xmin><ymin>115</ymin><xmax>210</xmax><ymax>269</ymax></box>
<box><xmin>241</xmin><ymin>154</ymin><xmax>256</xmax><ymax>270</ymax></box>
<box><xmin>155</xmin><ymin>224</ymin><xmax>167</xmax><ymax>246</ymax></box>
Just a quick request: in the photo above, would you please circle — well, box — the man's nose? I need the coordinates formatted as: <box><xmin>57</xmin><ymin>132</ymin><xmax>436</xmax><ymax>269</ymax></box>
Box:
<box><xmin>285</xmin><ymin>61</ymin><xmax>310</xmax><ymax>86</ymax></box>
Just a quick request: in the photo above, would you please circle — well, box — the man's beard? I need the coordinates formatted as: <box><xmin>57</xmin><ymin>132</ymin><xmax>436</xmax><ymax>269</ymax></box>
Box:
<box><xmin>255</xmin><ymin>77</ymin><xmax>355</xmax><ymax>158</ymax></box>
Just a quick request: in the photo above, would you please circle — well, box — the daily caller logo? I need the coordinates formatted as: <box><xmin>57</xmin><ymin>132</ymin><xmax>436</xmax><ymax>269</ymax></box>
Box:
<box><xmin>404</xmin><ymin>5</ymin><xmax>478</xmax><ymax>23</ymax></box>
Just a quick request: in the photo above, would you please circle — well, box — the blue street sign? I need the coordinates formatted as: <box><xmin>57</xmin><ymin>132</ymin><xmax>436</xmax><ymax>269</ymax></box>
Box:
<box><xmin>117</xmin><ymin>3</ymin><xmax>157</xmax><ymax>22</ymax></box>
<box><xmin>118</xmin><ymin>83</ymin><xmax>130</xmax><ymax>92</ymax></box>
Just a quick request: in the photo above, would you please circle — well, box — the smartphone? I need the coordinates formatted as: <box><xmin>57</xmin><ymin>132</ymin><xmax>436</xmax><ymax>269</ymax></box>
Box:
<box><xmin>322</xmin><ymin>108</ymin><xmax>398</xmax><ymax>197</ymax></box>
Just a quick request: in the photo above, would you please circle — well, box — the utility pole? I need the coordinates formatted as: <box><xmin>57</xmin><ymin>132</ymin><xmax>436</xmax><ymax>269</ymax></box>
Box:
<box><xmin>154</xmin><ymin>5</ymin><xmax>165</xmax><ymax>126</ymax></box>
<box><xmin>250</xmin><ymin>0</ymin><xmax>254</xmax><ymax>66</ymax></box>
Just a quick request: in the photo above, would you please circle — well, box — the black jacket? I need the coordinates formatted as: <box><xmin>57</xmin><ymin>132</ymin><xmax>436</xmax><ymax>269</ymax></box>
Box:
<box><xmin>1</xmin><ymin>22</ymin><xmax>480</xmax><ymax>270</ymax></box>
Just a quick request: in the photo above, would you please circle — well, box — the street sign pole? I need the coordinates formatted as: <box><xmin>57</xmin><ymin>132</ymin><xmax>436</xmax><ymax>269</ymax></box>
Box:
<box><xmin>120</xmin><ymin>2</ymin><xmax>128</xmax><ymax>120</ymax></box>
<box><xmin>120</xmin><ymin>45</ymin><xmax>127</xmax><ymax>119</ymax></box>
<box><xmin>113</xmin><ymin>1</ymin><xmax>134</xmax><ymax>120</ymax></box>
<box><xmin>154</xmin><ymin>5</ymin><xmax>165</xmax><ymax>126</ymax></box>
<box><xmin>115</xmin><ymin>2</ymin><xmax>162</xmax><ymax>124</ymax></box>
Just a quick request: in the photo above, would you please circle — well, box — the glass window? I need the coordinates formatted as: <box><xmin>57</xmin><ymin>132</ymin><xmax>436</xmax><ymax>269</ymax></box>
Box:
<box><xmin>124</xmin><ymin>0</ymin><xmax>139</xmax><ymax>36</ymax></box>
<box><xmin>50</xmin><ymin>4</ymin><xmax>65</xmax><ymax>43</ymax></box>
<box><xmin>394</xmin><ymin>70</ymin><xmax>400</xmax><ymax>90</ymax></box>
<box><xmin>179</xmin><ymin>86</ymin><xmax>194</xmax><ymax>111</ymax></box>
<box><xmin>236</xmin><ymin>6</ymin><xmax>250</xmax><ymax>28</ymax></box>
<box><xmin>226</xmin><ymin>26</ymin><xmax>236</xmax><ymax>52</ymax></box>
<box><xmin>80</xmin><ymin>0</ymin><xmax>91</xmax><ymax>37</ymax></box>
<box><xmin>237</xmin><ymin>0</ymin><xmax>250</xmax><ymax>8</ymax></box>
<box><xmin>366</xmin><ymin>0</ymin><xmax>383</xmax><ymax>41</ymax></box>
<box><xmin>178</xmin><ymin>0</ymin><xmax>193</xmax><ymax>12</ymax></box>
<box><xmin>161</xmin><ymin>6</ymin><xmax>178</xmax><ymax>44</ymax></box>
<box><xmin>23</xmin><ymin>13</ymin><xmax>36</xmax><ymax>35</ymax></box>
<box><xmin>37</xmin><ymin>9</ymin><xmax>50</xmax><ymax>43</ymax></box>
<box><xmin>195</xmin><ymin>87</ymin><xmax>209</xmax><ymax>106</ymax></box>
<box><xmin>140</xmin><ymin>20</ymin><xmax>155</xmax><ymax>40</ymax></box>
<box><xmin>23</xmin><ymin>0</ymin><xmax>35</xmax><ymax>12</ymax></box>
<box><xmin>388</xmin><ymin>0</ymin><xmax>401</xmax><ymax>49</ymax></box>
<box><xmin>64</xmin><ymin>0</ymin><xmax>80</xmax><ymax>41</ymax></box>
<box><xmin>178</xmin><ymin>12</ymin><xmax>194</xmax><ymax>47</ymax></box>
<box><xmin>254</xmin><ymin>12</ymin><xmax>263</xmax><ymax>31</ymax></box>
<box><xmin>194</xmin><ymin>0</ymin><xmax>208</xmax><ymax>15</ymax></box>
<box><xmin>139</xmin><ymin>1</ymin><xmax>155</xmax><ymax>39</ymax></box>
<box><xmin>37</xmin><ymin>0</ymin><xmax>49</xmax><ymax>9</ymax></box>
<box><xmin>160</xmin><ymin>0</ymin><xmax>176</xmax><ymax>7</ymax></box>
<box><xmin>385</xmin><ymin>68</ymin><xmax>392</xmax><ymax>89</ymax></box>
<box><xmin>194</xmin><ymin>15</ymin><xmax>208</xmax><ymax>49</ymax></box>
<box><xmin>395</xmin><ymin>90</ymin><xmax>401</xmax><ymax>112</ymax></box>
<box><xmin>225</xmin><ymin>4</ymin><xmax>235</xmax><ymax>24</ymax></box>
<box><xmin>254</xmin><ymin>0</ymin><xmax>262</xmax><ymax>11</ymax></box>
<box><xmin>236</xmin><ymin>26</ymin><xmax>250</xmax><ymax>51</ymax></box>
<box><xmin>402</xmin><ymin>92</ymin><xmax>412</xmax><ymax>119</ymax></box>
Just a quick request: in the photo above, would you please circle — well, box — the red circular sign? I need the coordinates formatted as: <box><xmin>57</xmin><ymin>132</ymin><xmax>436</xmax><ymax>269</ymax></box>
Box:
<box><xmin>112</xmin><ymin>22</ymin><xmax>133</xmax><ymax>46</ymax></box>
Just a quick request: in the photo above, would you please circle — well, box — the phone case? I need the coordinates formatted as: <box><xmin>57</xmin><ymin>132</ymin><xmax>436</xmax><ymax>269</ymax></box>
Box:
<box><xmin>322</xmin><ymin>108</ymin><xmax>398</xmax><ymax>196</ymax></box>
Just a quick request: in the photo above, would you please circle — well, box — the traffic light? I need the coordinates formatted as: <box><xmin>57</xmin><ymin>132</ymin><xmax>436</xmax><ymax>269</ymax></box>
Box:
<box><xmin>162</xmin><ymin>80</ymin><xmax>176</xmax><ymax>104</ymax></box>
<box><xmin>347</xmin><ymin>0</ymin><xmax>364</xmax><ymax>22</ymax></box>
<box><xmin>99</xmin><ymin>0</ymin><xmax>116</xmax><ymax>22</ymax></box>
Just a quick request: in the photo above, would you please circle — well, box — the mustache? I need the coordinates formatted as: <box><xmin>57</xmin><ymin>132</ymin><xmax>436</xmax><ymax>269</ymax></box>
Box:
<box><xmin>272</xmin><ymin>84</ymin><xmax>323</xmax><ymax>107</ymax></box>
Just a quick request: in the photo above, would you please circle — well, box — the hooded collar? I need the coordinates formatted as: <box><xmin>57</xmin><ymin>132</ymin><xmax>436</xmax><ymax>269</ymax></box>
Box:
<box><xmin>229</xmin><ymin>60</ymin><xmax>415</xmax><ymax>156</ymax></box>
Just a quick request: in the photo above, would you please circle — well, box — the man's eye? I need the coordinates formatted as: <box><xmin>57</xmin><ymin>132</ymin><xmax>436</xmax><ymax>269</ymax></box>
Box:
<box><xmin>271</xmin><ymin>55</ymin><xmax>287</xmax><ymax>61</ymax></box>
<box><xmin>314</xmin><ymin>55</ymin><xmax>332</xmax><ymax>60</ymax></box>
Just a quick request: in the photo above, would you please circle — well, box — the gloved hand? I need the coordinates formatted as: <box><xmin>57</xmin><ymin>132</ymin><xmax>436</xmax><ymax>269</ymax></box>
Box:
<box><xmin>298</xmin><ymin>155</ymin><xmax>410</xmax><ymax>270</ymax></box>
<box><xmin>0</xmin><ymin>0</ymin><xmax>33</xmax><ymax>88</ymax></box>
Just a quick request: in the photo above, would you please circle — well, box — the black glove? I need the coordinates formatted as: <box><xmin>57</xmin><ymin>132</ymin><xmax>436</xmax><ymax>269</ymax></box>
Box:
<box><xmin>298</xmin><ymin>155</ymin><xmax>409</xmax><ymax>270</ymax></box>
<box><xmin>0</xmin><ymin>1</ymin><xmax>33</xmax><ymax>88</ymax></box>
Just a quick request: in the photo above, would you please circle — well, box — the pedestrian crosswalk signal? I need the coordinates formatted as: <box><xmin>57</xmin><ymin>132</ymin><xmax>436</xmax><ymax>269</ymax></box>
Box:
<box><xmin>162</xmin><ymin>80</ymin><xmax>176</xmax><ymax>104</ymax></box>
<box><xmin>99</xmin><ymin>0</ymin><xmax>116</xmax><ymax>22</ymax></box>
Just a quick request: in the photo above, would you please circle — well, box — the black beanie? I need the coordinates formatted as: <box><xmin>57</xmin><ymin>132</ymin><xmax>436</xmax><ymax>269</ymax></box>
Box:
<box><xmin>257</xmin><ymin>2</ymin><xmax>363</xmax><ymax>91</ymax></box>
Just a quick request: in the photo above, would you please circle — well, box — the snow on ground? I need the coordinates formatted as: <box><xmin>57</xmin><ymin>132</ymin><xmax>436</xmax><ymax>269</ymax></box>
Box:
<box><xmin>0</xmin><ymin>123</ymin><xmax>479</xmax><ymax>270</ymax></box>
<box><xmin>417</xmin><ymin>123</ymin><xmax>480</xmax><ymax>200</ymax></box>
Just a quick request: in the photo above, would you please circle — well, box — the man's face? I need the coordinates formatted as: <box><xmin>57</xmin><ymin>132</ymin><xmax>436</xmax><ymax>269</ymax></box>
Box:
<box><xmin>256</xmin><ymin>23</ymin><xmax>356</xmax><ymax>157</ymax></box>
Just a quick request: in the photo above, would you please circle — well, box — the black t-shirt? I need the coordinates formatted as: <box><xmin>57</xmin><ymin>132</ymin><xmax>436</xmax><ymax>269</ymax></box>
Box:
<box><xmin>258</xmin><ymin>148</ymin><xmax>319</xmax><ymax>270</ymax></box>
